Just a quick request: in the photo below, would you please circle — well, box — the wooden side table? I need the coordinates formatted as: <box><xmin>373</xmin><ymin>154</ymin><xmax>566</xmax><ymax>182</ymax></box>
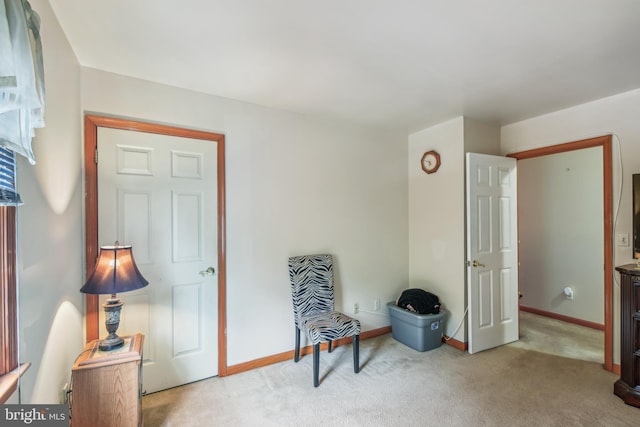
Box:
<box><xmin>614</xmin><ymin>265</ymin><xmax>640</xmax><ymax>408</ymax></box>
<box><xmin>70</xmin><ymin>333</ymin><xmax>144</xmax><ymax>426</ymax></box>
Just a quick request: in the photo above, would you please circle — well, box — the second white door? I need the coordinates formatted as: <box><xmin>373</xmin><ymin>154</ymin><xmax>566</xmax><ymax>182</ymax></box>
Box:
<box><xmin>466</xmin><ymin>152</ymin><xmax>519</xmax><ymax>354</ymax></box>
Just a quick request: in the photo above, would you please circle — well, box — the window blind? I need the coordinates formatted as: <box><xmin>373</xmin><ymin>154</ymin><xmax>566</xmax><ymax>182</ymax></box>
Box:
<box><xmin>0</xmin><ymin>146</ymin><xmax>22</xmax><ymax>206</ymax></box>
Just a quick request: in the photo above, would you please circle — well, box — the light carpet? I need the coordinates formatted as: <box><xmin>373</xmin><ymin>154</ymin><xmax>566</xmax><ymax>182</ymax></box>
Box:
<box><xmin>512</xmin><ymin>311</ymin><xmax>604</xmax><ymax>363</ymax></box>
<box><xmin>142</xmin><ymin>333</ymin><xmax>638</xmax><ymax>426</ymax></box>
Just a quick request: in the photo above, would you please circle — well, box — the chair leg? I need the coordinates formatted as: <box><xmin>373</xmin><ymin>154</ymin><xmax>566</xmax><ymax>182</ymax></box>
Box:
<box><xmin>313</xmin><ymin>343</ymin><xmax>320</xmax><ymax>387</ymax></box>
<box><xmin>328</xmin><ymin>340</ymin><xmax>333</xmax><ymax>353</ymax></box>
<box><xmin>294</xmin><ymin>326</ymin><xmax>301</xmax><ymax>363</ymax></box>
<box><xmin>353</xmin><ymin>335</ymin><xmax>360</xmax><ymax>374</ymax></box>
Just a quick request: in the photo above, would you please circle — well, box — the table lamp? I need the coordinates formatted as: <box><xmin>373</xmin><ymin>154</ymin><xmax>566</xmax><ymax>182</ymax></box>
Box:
<box><xmin>81</xmin><ymin>243</ymin><xmax>148</xmax><ymax>351</ymax></box>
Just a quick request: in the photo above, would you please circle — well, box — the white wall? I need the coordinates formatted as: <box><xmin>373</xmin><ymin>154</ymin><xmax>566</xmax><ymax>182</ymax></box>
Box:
<box><xmin>80</xmin><ymin>68</ymin><xmax>409</xmax><ymax>366</ymax></box>
<box><xmin>518</xmin><ymin>148</ymin><xmax>603</xmax><ymax>323</ymax></box>
<box><xmin>501</xmin><ymin>88</ymin><xmax>640</xmax><ymax>364</ymax></box>
<box><xmin>408</xmin><ymin>117</ymin><xmax>500</xmax><ymax>343</ymax></box>
<box><xmin>408</xmin><ymin>117</ymin><xmax>466</xmax><ymax>341</ymax></box>
<box><xmin>464</xmin><ymin>119</ymin><xmax>501</xmax><ymax>156</ymax></box>
<box><xmin>11</xmin><ymin>0</ymin><xmax>84</xmax><ymax>403</ymax></box>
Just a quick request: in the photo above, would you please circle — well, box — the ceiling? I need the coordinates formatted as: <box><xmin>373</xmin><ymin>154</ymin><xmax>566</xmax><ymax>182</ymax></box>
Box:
<box><xmin>48</xmin><ymin>0</ymin><xmax>640</xmax><ymax>132</ymax></box>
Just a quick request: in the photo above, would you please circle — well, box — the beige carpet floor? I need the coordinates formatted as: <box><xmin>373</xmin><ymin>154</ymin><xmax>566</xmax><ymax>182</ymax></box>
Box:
<box><xmin>512</xmin><ymin>311</ymin><xmax>604</xmax><ymax>363</ymax></box>
<box><xmin>142</xmin><ymin>326</ymin><xmax>637</xmax><ymax>426</ymax></box>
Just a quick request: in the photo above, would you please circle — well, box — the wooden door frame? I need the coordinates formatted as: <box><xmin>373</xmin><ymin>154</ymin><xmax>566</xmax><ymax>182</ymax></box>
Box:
<box><xmin>83</xmin><ymin>114</ymin><xmax>228</xmax><ymax>376</ymax></box>
<box><xmin>508</xmin><ymin>134</ymin><xmax>613</xmax><ymax>372</ymax></box>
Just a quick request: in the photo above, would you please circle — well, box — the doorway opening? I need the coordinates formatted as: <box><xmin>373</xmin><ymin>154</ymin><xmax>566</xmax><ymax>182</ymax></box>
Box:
<box><xmin>508</xmin><ymin>135</ymin><xmax>613</xmax><ymax>372</ymax></box>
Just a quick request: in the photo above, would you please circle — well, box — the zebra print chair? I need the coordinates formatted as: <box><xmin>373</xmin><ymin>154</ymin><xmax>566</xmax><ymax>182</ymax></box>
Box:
<box><xmin>288</xmin><ymin>254</ymin><xmax>361</xmax><ymax>387</ymax></box>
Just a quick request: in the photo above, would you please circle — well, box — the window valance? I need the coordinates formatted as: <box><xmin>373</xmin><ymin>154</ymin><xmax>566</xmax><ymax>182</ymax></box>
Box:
<box><xmin>0</xmin><ymin>0</ymin><xmax>44</xmax><ymax>166</ymax></box>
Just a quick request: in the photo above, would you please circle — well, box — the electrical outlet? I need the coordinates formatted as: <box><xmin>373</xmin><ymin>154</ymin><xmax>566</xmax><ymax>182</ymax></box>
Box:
<box><xmin>374</xmin><ymin>298</ymin><xmax>381</xmax><ymax>311</ymax></box>
<box><xmin>564</xmin><ymin>286</ymin><xmax>574</xmax><ymax>300</ymax></box>
<box><xmin>353</xmin><ymin>303</ymin><xmax>359</xmax><ymax>314</ymax></box>
<box><xmin>60</xmin><ymin>382</ymin><xmax>70</xmax><ymax>405</ymax></box>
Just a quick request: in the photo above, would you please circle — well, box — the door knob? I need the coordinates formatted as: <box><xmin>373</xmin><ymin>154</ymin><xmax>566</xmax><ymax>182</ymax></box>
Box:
<box><xmin>472</xmin><ymin>260</ymin><xmax>485</xmax><ymax>268</ymax></box>
<box><xmin>199</xmin><ymin>267</ymin><xmax>215</xmax><ymax>276</ymax></box>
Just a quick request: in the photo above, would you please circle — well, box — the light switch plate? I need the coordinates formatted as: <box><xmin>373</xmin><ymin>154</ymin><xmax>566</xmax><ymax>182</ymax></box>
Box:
<box><xmin>616</xmin><ymin>233</ymin><xmax>630</xmax><ymax>247</ymax></box>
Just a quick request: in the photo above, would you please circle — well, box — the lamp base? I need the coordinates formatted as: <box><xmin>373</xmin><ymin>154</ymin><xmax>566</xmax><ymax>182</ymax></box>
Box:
<box><xmin>99</xmin><ymin>333</ymin><xmax>124</xmax><ymax>351</ymax></box>
<box><xmin>100</xmin><ymin>297</ymin><xmax>125</xmax><ymax>351</ymax></box>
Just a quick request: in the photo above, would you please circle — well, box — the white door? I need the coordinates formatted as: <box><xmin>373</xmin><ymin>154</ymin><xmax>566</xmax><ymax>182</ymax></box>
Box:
<box><xmin>98</xmin><ymin>127</ymin><xmax>218</xmax><ymax>392</ymax></box>
<box><xmin>466</xmin><ymin>153</ymin><xmax>518</xmax><ymax>354</ymax></box>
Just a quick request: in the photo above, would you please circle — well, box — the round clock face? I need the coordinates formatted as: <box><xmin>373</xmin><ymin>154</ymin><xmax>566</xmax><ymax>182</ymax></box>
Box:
<box><xmin>421</xmin><ymin>150</ymin><xmax>441</xmax><ymax>174</ymax></box>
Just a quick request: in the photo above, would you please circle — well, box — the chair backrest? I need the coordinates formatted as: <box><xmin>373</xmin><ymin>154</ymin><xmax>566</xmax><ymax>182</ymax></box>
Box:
<box><xmin>288</xmin><ymin>254</ymin><xmax>335</xmax><ymax>324</ymax></box>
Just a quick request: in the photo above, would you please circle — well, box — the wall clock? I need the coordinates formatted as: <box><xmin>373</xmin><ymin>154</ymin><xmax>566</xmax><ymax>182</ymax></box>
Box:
<box><xmin>421</xmin><ymin>150</ymin><xmax>441</xmax><ymax>174</ymax></box>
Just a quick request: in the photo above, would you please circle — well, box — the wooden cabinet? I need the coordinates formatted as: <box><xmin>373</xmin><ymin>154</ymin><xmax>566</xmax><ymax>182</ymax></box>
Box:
<box><xmin>70</xmin><ymin>333</ymin><xmax>144</xmax><ymax>426</ymax></box>
<box><xmin>614</xmin><ymin>265</ymin><xmax>640</xmax><ymax>408</ymax></box>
